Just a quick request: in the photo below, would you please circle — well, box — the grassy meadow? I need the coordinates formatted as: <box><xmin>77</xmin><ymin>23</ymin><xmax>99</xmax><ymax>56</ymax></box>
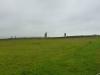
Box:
<box><xmin>0</xmin><ymin>37</ymin><xmax>99</xmax><ymax>75</ymax></box>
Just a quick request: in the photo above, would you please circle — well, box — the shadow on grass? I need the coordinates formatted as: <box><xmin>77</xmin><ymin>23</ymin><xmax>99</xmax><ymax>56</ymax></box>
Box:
<box><xmin>21</xmin><ymin>70</ymin><xmax>33</xmax><ymax>75</ymax></box>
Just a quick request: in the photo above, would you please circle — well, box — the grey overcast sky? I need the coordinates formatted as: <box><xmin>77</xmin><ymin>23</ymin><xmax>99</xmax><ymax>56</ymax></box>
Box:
<box><xmin>0</xmin><ymin>0</ymin><xmax>100</xmax><ymax>38</ymax></box>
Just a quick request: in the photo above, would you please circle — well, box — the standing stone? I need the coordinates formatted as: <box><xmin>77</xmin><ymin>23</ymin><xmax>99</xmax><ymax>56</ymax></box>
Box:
<box><xmin>64</xmin><ymin>33</ymin><xmax>66</xmax><ymax>38</ymax></box>
<box><xmin>44</xmin><ymin>32</ymin><xmax>47</xmax><ymax>38</ymax></box>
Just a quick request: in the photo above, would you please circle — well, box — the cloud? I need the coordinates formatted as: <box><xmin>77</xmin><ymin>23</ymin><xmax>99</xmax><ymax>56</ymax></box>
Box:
<box><xmin>0</xmin><ymin>0</ymin><xmax>100</xmax><ymax>38</ymax></box>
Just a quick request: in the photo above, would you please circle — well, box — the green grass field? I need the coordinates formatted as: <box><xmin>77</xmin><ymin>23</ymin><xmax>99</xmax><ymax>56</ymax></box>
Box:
<box><xmin>0</xmin><ymin>37</ymin><xmax>99</xmax><ymax>75</ymax></box>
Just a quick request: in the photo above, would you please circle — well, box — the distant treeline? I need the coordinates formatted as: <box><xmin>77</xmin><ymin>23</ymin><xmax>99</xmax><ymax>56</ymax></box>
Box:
<box><xmin>0</xmin><ymin>34</ymin><xmax>100</xmax><ymax>40</ymax></box>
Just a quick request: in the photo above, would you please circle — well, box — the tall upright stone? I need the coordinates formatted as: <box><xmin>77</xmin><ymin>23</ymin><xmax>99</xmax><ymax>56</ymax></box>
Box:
<box><xmin>44</xmin><ymin>32</ymin><xmax>47</xmax><ymax>38</ymax></box>
<box><xmin>64</xmin><ymin>33</ymin><xmax>66</xmax><ymax>38</ymax></box>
